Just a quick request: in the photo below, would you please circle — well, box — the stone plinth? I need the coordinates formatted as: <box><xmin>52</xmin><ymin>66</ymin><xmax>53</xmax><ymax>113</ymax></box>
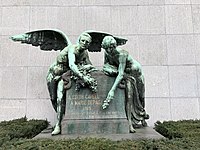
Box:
<box><xmin>61</xmin><ymin>71</ymin><xmax>129</xmax><ymax>134</ymax></box>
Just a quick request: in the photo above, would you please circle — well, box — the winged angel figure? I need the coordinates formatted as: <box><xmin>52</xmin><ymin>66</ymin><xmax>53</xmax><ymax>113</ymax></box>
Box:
<box><xmin>10</xmin><ymin>29</ymin><xmax>127</xmax><ymax>135</ymax></box>
<box><xmin>101</xmin><ymin>36</ymin><xmax>150</xmax><ymax>133</ymax></box>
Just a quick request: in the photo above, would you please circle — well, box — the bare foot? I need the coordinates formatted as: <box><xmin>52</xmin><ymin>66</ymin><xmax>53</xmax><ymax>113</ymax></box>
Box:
<box><xmin>129</xmin><ymin>125</ymin><xmax>136</xmax><ymax>133</ymax></box>
<box><xmin>51</xmin><ymin>124</ymin><xmax>61</xmax><ymax>136</ymax></box>
<box><xmin>141</xmin><ymin>120</ymin><xmax>148</xmax><ymax>127</ymax></box>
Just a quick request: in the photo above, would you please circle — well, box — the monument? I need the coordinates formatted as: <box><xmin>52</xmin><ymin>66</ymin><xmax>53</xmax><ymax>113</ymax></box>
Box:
<box><xmin>10</xmin><ymin>29</ymin><xmax>149</xmax><ymax>135</ymax></box>
<box><xmin>62</xmin><ymin>71</ymin><xmax>128</xmax><ymax>134</ymax></box>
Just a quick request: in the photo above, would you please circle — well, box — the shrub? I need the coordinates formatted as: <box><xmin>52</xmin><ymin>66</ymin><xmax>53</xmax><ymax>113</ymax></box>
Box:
<box><xmin>0</xmin><ymin>116</ymin><xmax>48</xmax><ymax>147</ymax></box>
<box><xmin>155</xmin><ymin>120</ymin><xmax>200</xmax><ymax>139</ymax></box>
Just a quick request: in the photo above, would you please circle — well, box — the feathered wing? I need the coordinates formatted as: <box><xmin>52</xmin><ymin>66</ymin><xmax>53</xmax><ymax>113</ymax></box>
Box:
<box><xmin>86</xmin><ymin>30</ymin><xmax>128</xmax><ymax>52</ymax></box>
<box><xmin>10</xmin><ymin>29</ymin><xmax>72</xmax><ymax>51</ymax></box>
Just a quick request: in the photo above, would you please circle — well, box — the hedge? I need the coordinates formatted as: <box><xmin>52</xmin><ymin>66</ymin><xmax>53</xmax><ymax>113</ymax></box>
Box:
<box><xmin>1</xmin><ymin>118</ymin><xmax>200</xmax><ymax>150</ymax></box>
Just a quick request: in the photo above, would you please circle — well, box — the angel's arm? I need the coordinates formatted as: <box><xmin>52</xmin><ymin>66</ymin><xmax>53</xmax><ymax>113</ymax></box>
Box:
<box><xmin>67</xmin><ymin>46</ymin><xmax>83</xmax><ymax>78</ymax></box>
<box><xmin>67</xmin><ymin>46</ymin><xmax>93</xmax><ymax>84</ymax></box>
<box><xmin>102</xmin><ymin>53</ymin><xmax>126</xmax><ymax>109</ymax></box>
<box><xmin>109</xmin><ymin>54</ymin><xmax>126</xmax><ymax>93</ymax></box>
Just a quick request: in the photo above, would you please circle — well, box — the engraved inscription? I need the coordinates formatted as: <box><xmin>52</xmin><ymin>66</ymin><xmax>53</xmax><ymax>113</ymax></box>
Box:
<box><xmin>64</xmin><ymin>73</ymin><xmax>126</xmax><ymax>119</ymax></box>
<box><xmin>67</xmin><ymin>93</ymin><xmax>100</xmax><ymax>100</ymax></box>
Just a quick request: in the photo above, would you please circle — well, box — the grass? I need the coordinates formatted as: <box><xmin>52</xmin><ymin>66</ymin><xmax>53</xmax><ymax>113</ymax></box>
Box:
<box><xmin>1</xmin><ymin>118</ymin><xmax>200</xmax><ymax>149</ymax></box>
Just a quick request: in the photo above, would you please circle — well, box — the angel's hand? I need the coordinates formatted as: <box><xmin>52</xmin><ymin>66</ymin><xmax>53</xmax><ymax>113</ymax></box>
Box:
<box><xmin>103</xmin><ymin>64</ymin><xmax>118</xmax><ymax>76</ymax></box>
<box><xmin>102</xmin><ymin>101</ymin><xmax>109</xmax><ymax>110</ymax></box>
<box><xmin>102</xmin><ymin>90</ymin><xmax>114</xmax><ymax>109</ymax></box>
<box><xmin>83</xmin><ymin>76</ymin><xmax>93</xmax><ymax>84</ymax></box>
<box><xmin>81</xmin><ymin>64</ymin><xmax>93</xmax><ymax>70</ymax></box>
<box><xmin>54</xmin><ymin>76</ymin><xmax>61</xmax><ymax>81</ymax></box>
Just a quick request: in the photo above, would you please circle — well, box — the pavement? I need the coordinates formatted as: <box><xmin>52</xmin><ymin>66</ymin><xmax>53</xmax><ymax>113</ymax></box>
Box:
<box><xmin>33</xmin><ymin>126</ymin><xmax>165</xmax><ymax>141</ymax></box>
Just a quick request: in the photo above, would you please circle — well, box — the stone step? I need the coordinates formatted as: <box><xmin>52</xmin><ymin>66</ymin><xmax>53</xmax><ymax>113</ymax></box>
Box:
<box><xmin>34</xmin><ymin>127</ymin><xmax>165</xmax><ymax>141</ymax></box>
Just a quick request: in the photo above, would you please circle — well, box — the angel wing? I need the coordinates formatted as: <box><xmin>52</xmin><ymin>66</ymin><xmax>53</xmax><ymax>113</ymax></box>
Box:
<box><xmin>86</xmin><ymin>30</ymin><xmax>128</xmax><ymax>52</ymax></box>
<box><xmin>10</xmin><ymin>29</ymin><xmax>127</xmax><ymax>52</ymax></box>
<box><xmin>10</xmin><ymin>29</ymin><xmax>72</xmax><ymax>51</ymax></box>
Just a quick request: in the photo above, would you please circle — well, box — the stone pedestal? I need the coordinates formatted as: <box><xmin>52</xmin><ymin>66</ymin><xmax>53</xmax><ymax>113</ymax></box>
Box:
<box><xmin>61</xmin><ymin>71</ymin><xmax>129</xmax><ymax>134</ymax></box>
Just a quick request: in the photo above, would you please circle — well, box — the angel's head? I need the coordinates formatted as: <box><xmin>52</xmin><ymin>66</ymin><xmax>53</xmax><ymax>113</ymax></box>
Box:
<box><xmin>101</xmin><ymin>36</ymin><xmax>117</xmax><ymax>53</ymax></box>
<box><xmin>78</xmin><ymin>32</ymin><xmax>92</xmax><ymax>50</ymax></box>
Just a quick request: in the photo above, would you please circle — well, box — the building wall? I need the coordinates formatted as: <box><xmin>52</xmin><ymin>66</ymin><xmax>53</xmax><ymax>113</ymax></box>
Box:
<box><xmin>0</xmin><ymin>0</ymin><xmax>200</xmax><ymax>126</ymax></box>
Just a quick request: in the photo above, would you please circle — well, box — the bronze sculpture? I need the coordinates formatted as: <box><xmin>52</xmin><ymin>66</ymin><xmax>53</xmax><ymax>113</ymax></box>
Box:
<box><xmin>101</xmin><ymin>36</ymin><xmax>149</xmax><ymax>133</ymax></box>
<box><xmin>10</xmin><ymin>29</ymin><xmax>127</xmax><ymax>135</ymax></box>
<box><xmin>10</xmin><ymin>29</ymin><xmax>148</xmax><ymax>135</ymax></box>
